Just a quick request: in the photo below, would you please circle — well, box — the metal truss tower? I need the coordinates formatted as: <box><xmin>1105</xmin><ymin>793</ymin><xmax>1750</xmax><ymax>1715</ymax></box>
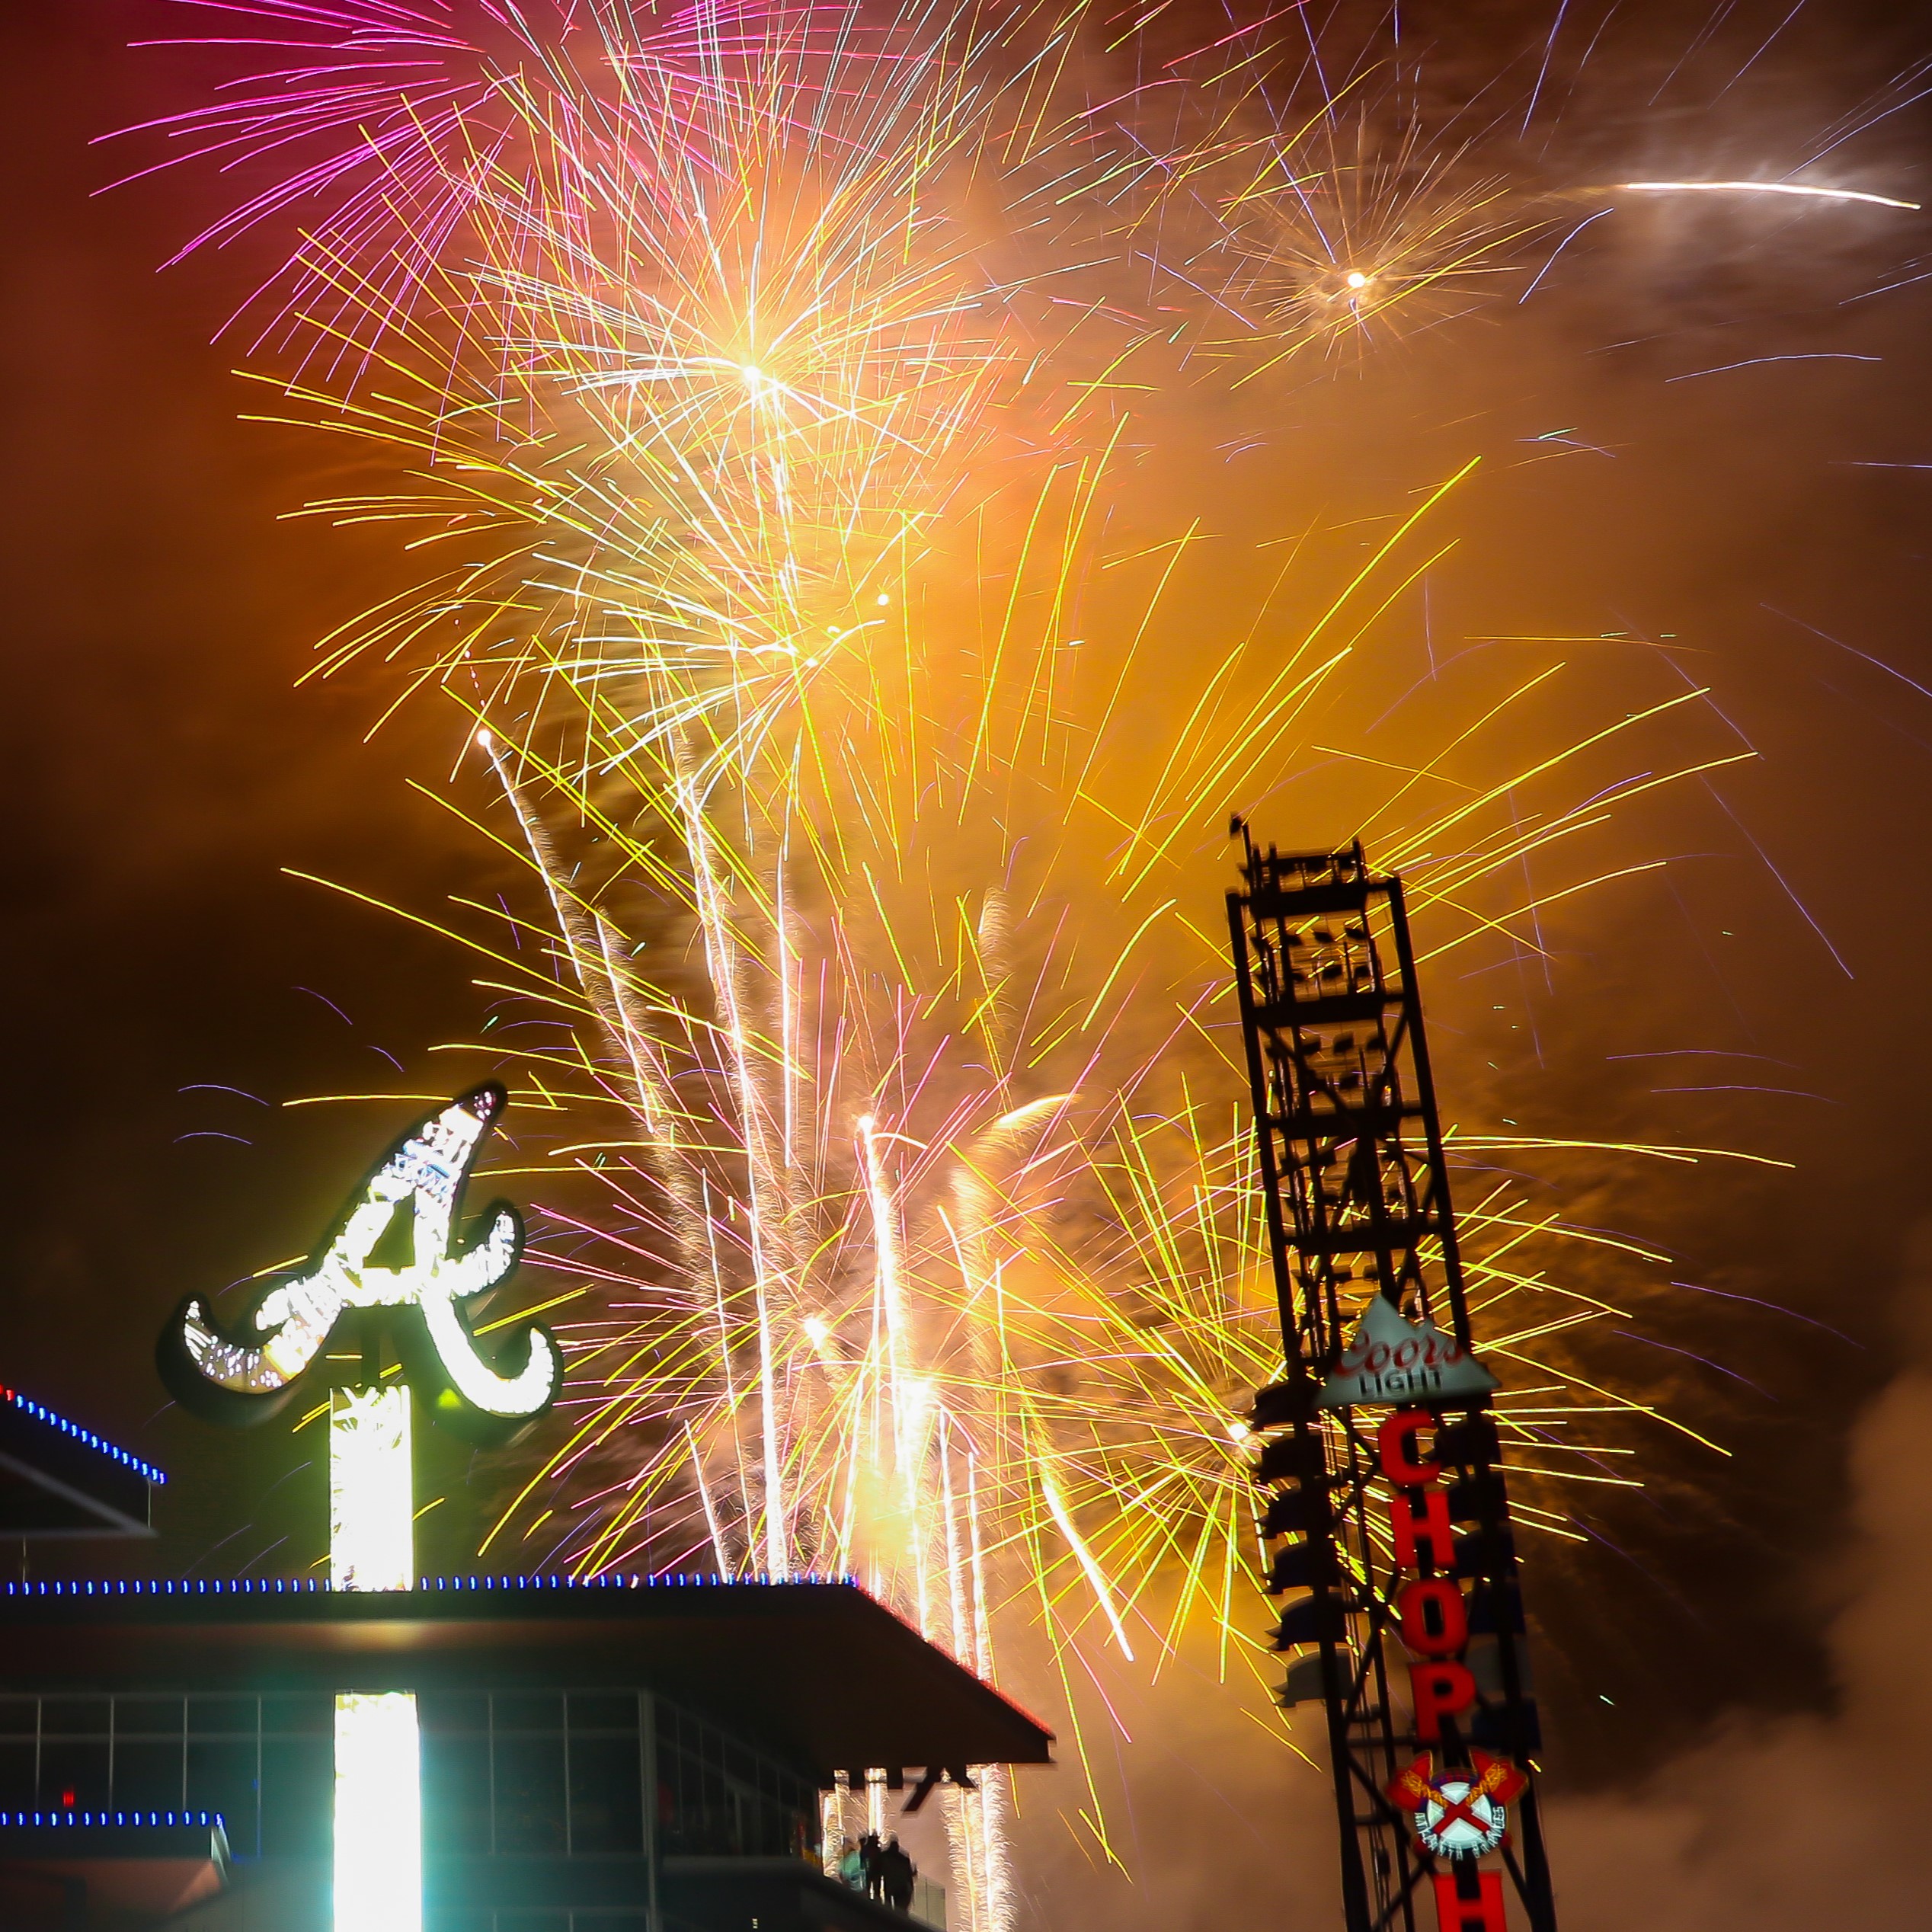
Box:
<box><xmin>1226</xmin><ymin>832</ymin><xmax>1558</xmax><ymax>1932</ymax></box>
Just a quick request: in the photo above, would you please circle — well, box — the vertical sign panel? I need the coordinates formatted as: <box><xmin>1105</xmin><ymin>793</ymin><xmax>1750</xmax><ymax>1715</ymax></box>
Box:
<box><xmin>334</xmin><ymin>1691</ymin><xmax>423</xmax><ymax>1932</ymax></box>
<box><xmin>331</xmin><ymin>1386</ymin><xmax>421</xmax><ymax>1932</ymax></box>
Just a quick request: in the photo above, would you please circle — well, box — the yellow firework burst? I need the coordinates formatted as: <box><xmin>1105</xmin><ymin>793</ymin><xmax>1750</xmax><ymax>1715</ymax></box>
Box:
<box><xmin>133</xmin><ymin>0</ymin><xmax>1777</xmax><ymax>1913</ymax></box>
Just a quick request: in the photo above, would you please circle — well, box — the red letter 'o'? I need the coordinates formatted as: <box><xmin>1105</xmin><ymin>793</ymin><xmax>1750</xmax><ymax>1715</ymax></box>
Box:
<box><xmin>1398</xmin><ymin>1576</ymin><xmax>1468</xmax><ymax>1659</ymax></box>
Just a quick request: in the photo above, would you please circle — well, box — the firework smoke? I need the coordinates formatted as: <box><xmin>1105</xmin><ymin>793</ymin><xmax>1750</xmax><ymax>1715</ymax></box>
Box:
<box><xmin>114</xmin><ymin>0</ymin><xmax>1932</xmax><ymax>1923</ymax></box>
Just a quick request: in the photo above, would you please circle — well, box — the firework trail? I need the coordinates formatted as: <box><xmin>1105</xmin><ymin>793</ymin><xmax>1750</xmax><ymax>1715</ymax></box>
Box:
<box><xmin>122</xmin><ymin>0</ymin><xmax>1837</xmax><ymax>1914</ymax></box>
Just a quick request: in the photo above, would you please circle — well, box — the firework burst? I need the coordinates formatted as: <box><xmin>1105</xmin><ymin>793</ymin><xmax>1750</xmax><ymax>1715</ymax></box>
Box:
<box><xmin>127</xmin><ymin>0</ymin><xmax>1786</xmax><ymax>1916</ymax></box>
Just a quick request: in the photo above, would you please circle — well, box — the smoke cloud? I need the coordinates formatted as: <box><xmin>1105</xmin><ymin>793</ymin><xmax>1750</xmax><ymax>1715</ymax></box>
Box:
<box><xmin>1003</xmin><ymin>1250</ymin><xmax>1932</xmax><ymax>1932</ymax></box>
<box><xmin>1549</xmin><ymin>1239</ymin><xmax>1932</xmax><ymax>1932</ymax></box>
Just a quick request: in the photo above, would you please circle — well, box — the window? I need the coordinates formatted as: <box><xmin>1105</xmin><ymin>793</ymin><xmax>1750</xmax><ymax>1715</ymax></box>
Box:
<box><xmin>568</xmin><ymin>1693</ymin><xmax>643</xmax><ymax>1856</ymax></box>
<box><xmin>420</xmin><ymin>1690</ymin><xmax>815</xmax><ymax>1866</ymax></box>
<box><xmin>652</xmin><ymin>1700</ymin><xmax>816</xmax><ymax>1860</ymax></box>
<box><xmin>427</xmin><ymin>1917</ymin><xmax>651</xmax><ymax>1931</ymax></box>
<box><xmin>421</xmin><ymin>1688</ymin><xmax>642</xmax><ymax>1860</ymax></box>
<box><xmin>0</xmin><ymin>1688</ymin><xmax>818</xmax><ymax>1877</ymax></box>
<box><xmin>0</xmin><ymin>1691</ymin><xmax>334</xmax><ymax>1857</ymax></box>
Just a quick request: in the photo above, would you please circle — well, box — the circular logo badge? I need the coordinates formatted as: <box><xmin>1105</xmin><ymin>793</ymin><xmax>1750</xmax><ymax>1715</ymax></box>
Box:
<box><xmin>1412</xmin><ymin>1777</ymin><xmax>1508</xmax><ymax>1858</ymax></box>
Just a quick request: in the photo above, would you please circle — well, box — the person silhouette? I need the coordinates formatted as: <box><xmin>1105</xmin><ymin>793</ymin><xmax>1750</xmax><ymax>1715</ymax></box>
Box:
<box><xmin>880</xmin><ymin>1834</ymin><xmax>916</xmax><ymax>1913</ymax></box>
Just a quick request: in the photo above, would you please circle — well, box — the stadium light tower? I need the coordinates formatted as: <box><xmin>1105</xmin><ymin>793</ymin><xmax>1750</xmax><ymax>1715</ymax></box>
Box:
<box><xmin>159</xmin><ymin>1084</ymin><xmax>561</xmax><ymax>1932</ymax></box>
<box><xmin>1226</xmin><ymin>833</ymin><xmax>1558</xmax><ymax>1932</ymax></box>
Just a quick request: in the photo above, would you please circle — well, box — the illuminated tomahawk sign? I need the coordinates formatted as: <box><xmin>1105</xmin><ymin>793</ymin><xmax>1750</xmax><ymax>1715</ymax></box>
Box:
<box><xmin>158</xmin><ymin>1083</ymin><xmax>560</xmax><ymax>1441</ymax></box>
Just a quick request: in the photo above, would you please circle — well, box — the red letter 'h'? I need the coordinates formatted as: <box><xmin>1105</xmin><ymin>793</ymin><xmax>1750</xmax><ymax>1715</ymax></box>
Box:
<box><xmin>1433</xmin><ymin>1871</ymin><xmax>1508</xmax><ymax>1932</ymax></box>
<box><xmin>1391</xmin><ymin>1487</ymin><xmax>1455</xmax><ymax>1571</ymax></box>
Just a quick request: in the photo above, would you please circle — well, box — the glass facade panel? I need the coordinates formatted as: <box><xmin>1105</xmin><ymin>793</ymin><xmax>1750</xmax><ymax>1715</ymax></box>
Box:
<box><xmin>115</xmin><ymin>1697</ymin><xmax>184</xmax><ymax>1738</ymax></box>
<box><xmin>420</xmin><ymin>1692</ymin><xmax>490</xmax><ymax>1737</ymax></box>
<box><xmin>261</xmin><ymin>1695</ymin><xmax>332</xmax><ymax>1737</ymax></box>
<box><xmin>39</xmin><ymin>1738</ymin><xmax>110</xmax><ymax>1809</ymax></box>
<box><xmin>567</xmin><ymin>1732</ymin><xmax>642</xmax><ymax>1855</ymax></box>
<box><xmin>40</xmin><ymin>1698</ymin><xmax>108</xmax><ymax>1738</ymax></box>
<box><xmin>259</xmin><ymin>1738</ymin><xmax>332</xmax><ymax>1856</ymax></box>
<box><xmin>494</xmin><ymin>1692</ymin><xmax>564</xmax><ymax>1734</ymax></box>
<box><xmin>0</xmin><ymin>1740</ymin><xmax>34</xmax><ymax>1808</ymax></box>
<box><xmin>423</xmin><ymin>1728</ymin><xmax>493</xmax><ymax>1857</ymax></box>
<box><xmin>114</xmin><ymin>1739</ymin><xmax>186</xmax><ymax>1812</ymax></box>
<box><xmin>653</xmin><ymin>1698</ymin><xmax>816</xmax><ymax>1860</ymax></box>
<box><xmin>493</xmin><ymin>1732</ymin><xmax>568</xmax><ymax>1854</ymax></box>
<box><xmin>257</xmin><ymin>1695</ymin><xmax>334</xmax><ymax>1857</ymax></box>
<box><xmin>186</xmin><ymin>1696</ymin><xmax>256</xmax><ymax>1736</ymax></box>
<box><xmin>568</xmin><ymin>1694</ymin><xmax>636</xmax><ymax>1732</ymax></box>
<box><xmin>187</xmin><ymin>1738</ymin><xmax>256</xmax><ymax>1849</ymax></box>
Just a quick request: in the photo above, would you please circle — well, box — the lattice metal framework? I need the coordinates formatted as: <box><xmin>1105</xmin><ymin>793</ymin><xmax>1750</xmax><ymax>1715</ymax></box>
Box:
<box><xmin>1227</xmin><ymin>832</ymin><xmax>1558</xmax><ymax>1932</ymax></box>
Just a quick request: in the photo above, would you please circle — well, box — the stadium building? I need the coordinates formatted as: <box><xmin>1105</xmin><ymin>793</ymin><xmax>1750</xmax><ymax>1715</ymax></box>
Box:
<box><xmin>0</xmin><ymin>1390</ymin><xmax>1052</xmax><ymax>1931</ymax></box>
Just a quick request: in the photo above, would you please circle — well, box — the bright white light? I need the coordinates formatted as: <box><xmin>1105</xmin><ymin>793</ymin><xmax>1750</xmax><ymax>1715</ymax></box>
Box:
<box><xmin>331</xmin><ymin>1387</ymin><xmax>414</xmax><ymax>1591</ymax></box>
<box><xmin>334</xmin><ymin>1693</ymin><xmax>421</xmax><ymax>1932</ymax></box>
<box><xmin>1344</xmin><ymin>270</ymin><xmax>1371</xmax><ymax>289</ymax></box>
<box><xmin>1617</xmin><ymin>179</ymin><xmax>1920</xmax><ymax>211</ymax></box>
<box><xmin>331</xmin><ymin>1389</ymin><xmax>421</xmax><ymax>1932</ymax></box>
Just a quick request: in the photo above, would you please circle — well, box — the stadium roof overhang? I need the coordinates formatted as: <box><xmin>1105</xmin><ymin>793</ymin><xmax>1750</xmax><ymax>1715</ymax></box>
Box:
<box><xmin>0</xmin><ymin>1393</ymin><xmax>158</xmax><ymax>1539</ymax></box>
<box><xmin>0</xmin><ymin>1575</ymin><xmax>1053</xmax><ymax>1780</ymax></box>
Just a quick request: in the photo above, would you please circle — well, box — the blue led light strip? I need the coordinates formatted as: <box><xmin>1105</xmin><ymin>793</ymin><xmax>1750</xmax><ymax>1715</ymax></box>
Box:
<box><xmin>0</xmin><ymin>1811</ymin><xmax>221</xmax><ymax>1828</ymax></box>
<box><xmin>0</xmin><ymin>1389</ymin><xmax>167</xmax><ymax>1486</ymax></box>
<box><xmin>1</xmin><ymin>1571</ymin><xmax>857</xmax><ymax>1598</ymax></box>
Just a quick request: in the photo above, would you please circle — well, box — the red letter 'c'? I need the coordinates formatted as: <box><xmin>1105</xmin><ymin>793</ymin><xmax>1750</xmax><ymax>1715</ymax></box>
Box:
<box><xmin>1378</xmin><ymin>1409</ymin><xmax>1440</xmax><ymax>1488</ymax></box>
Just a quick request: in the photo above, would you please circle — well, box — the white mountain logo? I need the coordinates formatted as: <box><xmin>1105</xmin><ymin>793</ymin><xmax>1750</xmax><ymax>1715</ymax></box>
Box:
<box><xmin>1318</xmin><ymin>1294</ymin><xmax>1499</xmax><ymax>1409</ymax></box>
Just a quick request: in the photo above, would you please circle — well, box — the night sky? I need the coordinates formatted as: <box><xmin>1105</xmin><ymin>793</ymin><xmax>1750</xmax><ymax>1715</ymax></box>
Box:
<box><xmin>0</xmin><ymin>4</ymin><xmax>521</xmax><ymax>1578</ymax></box>
<box><xmin>6</xmin><ymin>3</ymin><xmax>1932</xmax><ymax>1927</ymax></box>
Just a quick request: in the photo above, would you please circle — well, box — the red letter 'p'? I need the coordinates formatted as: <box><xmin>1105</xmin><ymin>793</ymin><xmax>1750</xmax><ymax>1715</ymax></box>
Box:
<box><xmin>1409</xmin><ymin>1660</ymin><xmax>1476</xmax><ymax>1741</ymax></box>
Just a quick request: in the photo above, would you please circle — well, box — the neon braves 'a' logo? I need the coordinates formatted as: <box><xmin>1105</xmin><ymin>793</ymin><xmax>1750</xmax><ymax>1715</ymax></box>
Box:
<box><xmin>158</xmin><ymin>1083</ymin><xmax>559</xmax><ymax>1441</ymax></box>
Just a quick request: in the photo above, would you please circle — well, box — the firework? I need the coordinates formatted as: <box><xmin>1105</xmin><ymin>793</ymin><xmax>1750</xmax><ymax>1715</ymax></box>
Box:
<box><xmin>1611</xmin><ymin>180</ymin><xmax>1920</xmax><ymax>210</ymax></box>
<box><xmin>128</xmin><ymin>2</ymin><xmax>1790</xmax><ymax>1918</ymax></box>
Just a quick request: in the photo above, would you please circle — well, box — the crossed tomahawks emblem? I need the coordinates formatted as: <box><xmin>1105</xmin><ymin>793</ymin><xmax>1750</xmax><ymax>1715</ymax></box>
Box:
<box><xmin>1387</xmin><ymin>1751</ymin><xmax>1527</xmax><ymax>1860</ymax></box>
<box><xmin>158</xmin><ymin>1083</ymin><xmax>560</xmax><ymax>1441</ymax></box>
